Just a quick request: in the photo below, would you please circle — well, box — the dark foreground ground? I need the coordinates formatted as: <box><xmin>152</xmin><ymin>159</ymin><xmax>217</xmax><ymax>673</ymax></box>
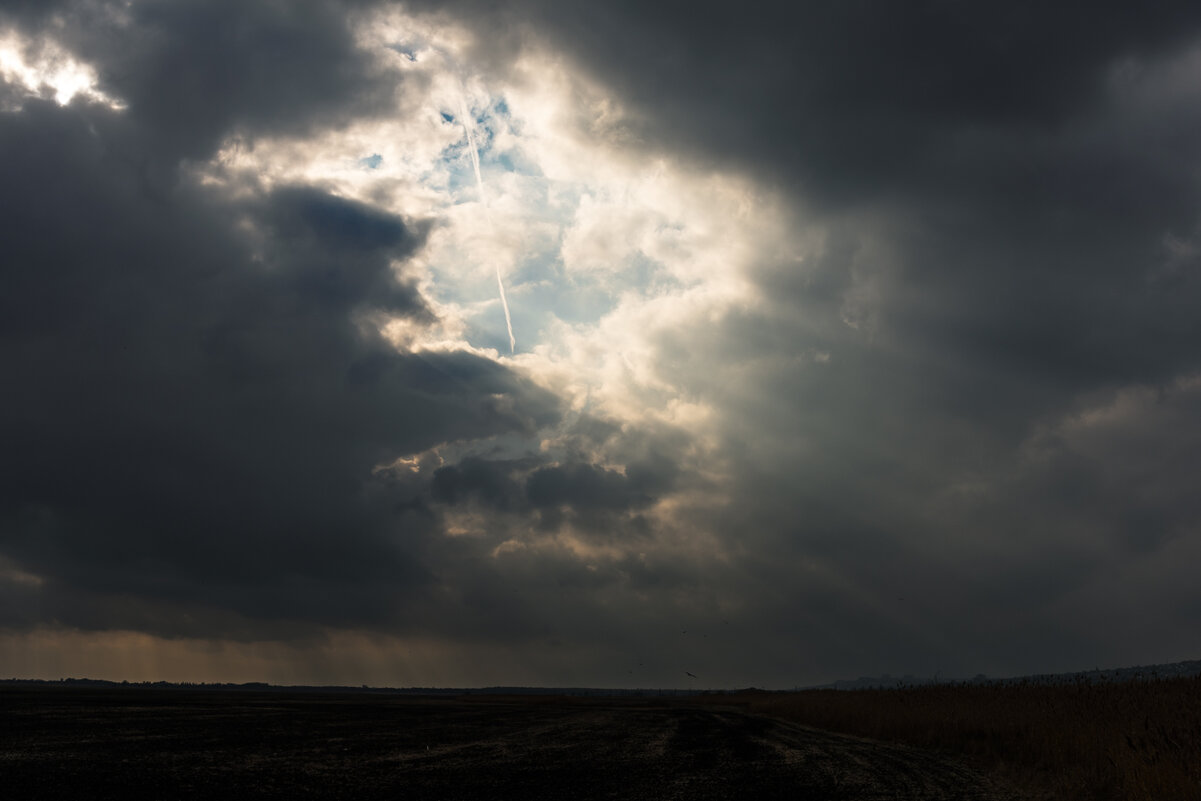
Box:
<box><xmin>1</xmin><ymin>688</ymin><xmax>1023</xmax><ymax>800</ymax></box>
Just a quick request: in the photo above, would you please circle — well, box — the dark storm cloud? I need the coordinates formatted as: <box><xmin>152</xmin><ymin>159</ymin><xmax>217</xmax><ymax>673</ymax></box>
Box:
<box><xmin>0</xmin><ymin>88</ymin><xmax>560</xmax><ymax>638</ymax></box>
<box><xmin>432</xmin><ymin>460</ymin><xmax>667</xmax><ymax>513</ymax></box>
<box><xmin>5</xmin><ymin>0</ymin><xmax>397</xmax><ymax>166</ymax></box>
<box><xmin>429</xmin><ymin>452</ymin><xmax>677</xmax><ymax>528</ymax></box>
<box><xmin>7</xmin><ymin>0</ymin><xmax>1201</xmax><ymax>685</ymax></box>
<box><xmin>430</xmin><ymin>457</ymin><xmax>530</xmax><ymax>510</ymax></box>
<box><xmin>527</xmin><ymin>463</ymin><xmax>657</xmax><ymax>511</ymax></box>
<box><xmin>111</xmin><ymin>0</ymin><xmax>394</xmax><ymax>161</ymax></box>
<box><xmin>402</xmin><ymin>0</ymin><xmax>1201</xmax><ymax>676</ymax></box>
<box><xmin>0</xmin><ymin>0</ymin><xmax>74</xmax><ymax>25</ymax></box>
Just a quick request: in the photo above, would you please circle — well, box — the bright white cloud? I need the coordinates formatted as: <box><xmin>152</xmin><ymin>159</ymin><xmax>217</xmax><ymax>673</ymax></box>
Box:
<box><xmin>0</xmin><ymin>29</ymin><xmax>124</xmax><ymax>110</ymax></box>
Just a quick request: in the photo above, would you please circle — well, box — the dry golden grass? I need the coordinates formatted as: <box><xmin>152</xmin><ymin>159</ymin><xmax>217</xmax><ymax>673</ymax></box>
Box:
<box><xmin>704</xmin><ymin>676</ymin><xmax>1201</xmax><ymax>800</ymax></box>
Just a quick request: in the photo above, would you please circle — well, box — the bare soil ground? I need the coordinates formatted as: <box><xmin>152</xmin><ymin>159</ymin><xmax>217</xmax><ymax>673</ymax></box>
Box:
<box><xmin>1</xmin><ymin>688</ymin><xmax>1023</xmax><ymax>800</ymax></box>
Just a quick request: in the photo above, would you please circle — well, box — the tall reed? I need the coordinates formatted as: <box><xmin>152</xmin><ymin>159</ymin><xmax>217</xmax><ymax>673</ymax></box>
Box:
<box><xmin>710</xmin><ymin>675</ymin><xmax>1201</xmax><ymax>800</ymax></box>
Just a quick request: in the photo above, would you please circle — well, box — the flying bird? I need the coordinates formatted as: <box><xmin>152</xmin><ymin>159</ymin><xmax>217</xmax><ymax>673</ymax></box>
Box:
<box><xmin>685</xmin><ymin>671</ymin><xmax>697</xmax><ymax>679</ymax></box>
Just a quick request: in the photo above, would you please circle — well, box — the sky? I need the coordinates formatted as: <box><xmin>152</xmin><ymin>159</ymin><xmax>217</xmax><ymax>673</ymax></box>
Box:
<box><xmin>2</xmin><ymin>0</ymin><xmax>1201</xmax><ymax>689</ymax></box>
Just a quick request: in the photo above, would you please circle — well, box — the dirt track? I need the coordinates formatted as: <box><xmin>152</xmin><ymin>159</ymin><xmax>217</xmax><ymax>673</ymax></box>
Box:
<box><xmin>1</xmin><ymin>689</ymin><xmax>1022</xmax><ymax>799</ymax></box>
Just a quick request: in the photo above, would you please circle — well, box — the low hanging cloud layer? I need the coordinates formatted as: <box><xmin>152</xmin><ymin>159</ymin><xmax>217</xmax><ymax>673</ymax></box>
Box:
<box><xmin>3</xmin><ymin>0</ymin><xmax>1201</xmax><ymax>687</ymax></box>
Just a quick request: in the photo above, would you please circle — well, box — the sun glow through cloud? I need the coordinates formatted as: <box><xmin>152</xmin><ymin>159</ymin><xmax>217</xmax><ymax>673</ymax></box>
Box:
<box><xmin>200</xmin><ymin>7</ymin><xmax>791</xmax><ymax>437</ymax></box>
<box><xmin>0</xmin><ymin>29</ymin><xmax>123</xmax><ymax>109</ymax></box>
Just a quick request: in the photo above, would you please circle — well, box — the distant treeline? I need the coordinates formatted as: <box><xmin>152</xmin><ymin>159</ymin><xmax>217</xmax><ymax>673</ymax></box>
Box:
<box><xmin>0</xmin><ymin>678</ymin><xmax>710</xmax><ymax>697</ymax></box>
<box><xmin>5</xmin><ymin>657</ymin><xmax>1199</xmax><ymax>695</ymax></box>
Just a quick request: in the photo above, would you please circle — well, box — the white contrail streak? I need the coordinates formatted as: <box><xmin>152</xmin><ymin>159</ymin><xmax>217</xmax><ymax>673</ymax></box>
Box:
<box><xmin>459</xmin><ymin>95</ymin><xmax>515</xmax><ymax>353</ymax></box>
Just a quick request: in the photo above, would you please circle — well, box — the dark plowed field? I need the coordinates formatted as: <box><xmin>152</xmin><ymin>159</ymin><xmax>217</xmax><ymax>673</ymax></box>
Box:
<box><xmin>1</xmin><ymin>688</ymin><xmax>1021</xmax><ymax>800</ymax></box>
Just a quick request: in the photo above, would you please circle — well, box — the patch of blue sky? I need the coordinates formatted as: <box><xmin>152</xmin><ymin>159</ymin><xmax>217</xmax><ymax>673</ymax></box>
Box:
<box><xmin>444</xmin><ymin>170</ymin><xmax>474</xmax><ymax>199</ymax></box>
<box><xmin>423</xmin><ymin>234</ymin><xmax>615</xmax><ymax>355</ymax></box>
<box><xmin>444</xmin><ymin>96</ymin><xmax>542</xmax><ymax>181</ymax></box>
<box><xmin>437</xmin><ymin>142</ymin><xmax>476</xmax><ymax>198</ymax></box>
<box><xmin>628</xmin><ymin>252</ymin><xmax>684</xmax><ymax>295</ymax></box>
<box><xmin>470</xmin><ymin>117</ymin><xmax>496</xmax><ymax>153</ymax></box>
<box><xmin>498</xmin><ymin>268</ymin><xmax>612</xmax><ymax>355</ymax></box>
<box><xmin>358</xmin><ymin>153</ymin><xmax>383</xmax><ymax>170</ymax></box>
<box><xmin>386</xmin><ymin>43</ymin><xmax>418</xmax><ymax>62</ymax></box>
<box><xmin>413</xmin><ymin>164</ymin><xmax>453</xmax><ymax>196</ymax></box>
<box><xmin>436</xmin><ymin>146</ymin><xmax>529</xmax><ymax>204</ymax></box>
<box><xmin>519</xmin><ymin>276</ymin><xmax>617</xmax><ymax>328</ymax></box>
<box><xmin>459</xmin><ymin>312</ymin><xmax>519</xmax><ymax>356</ymax></box>
<box><xmin>507</xmin><ymin>246</ymin><xmax>630</xmax><ymax>327</ymax></box>
<box><xmin>487</xmin><ymin>147</ymin><xmax>545</xmax><ymax>179</ymax></box>
<box><xmin>440</xmin><ymin>135</ymin><xmax>468</xmax><ymax>160</ymax></box>
<box><xmin>509</xmin><ymin>239</ymin><xmax>563</xmax><ymax>284</ymax></box>
<box><xmin>421</xmin><ymin>93</ymin><xmax>672</xmax><ymax>352</ymax></box>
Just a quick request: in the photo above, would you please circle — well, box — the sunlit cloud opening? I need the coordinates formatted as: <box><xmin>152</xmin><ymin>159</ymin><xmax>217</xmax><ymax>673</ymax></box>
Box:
<box><xmin>197</xmin><ymin>8</ymin><xmax>794</xmax><ymax>397</ymax></box>
<box><xmin>0</xmin><ymin>29</ymin><xmax>125</xmax><ymax>110</ymax></box>
<box><xmin>184</xmin><ymin>7</ymin><xmax>809</xmax><ymax>635</ymax></box>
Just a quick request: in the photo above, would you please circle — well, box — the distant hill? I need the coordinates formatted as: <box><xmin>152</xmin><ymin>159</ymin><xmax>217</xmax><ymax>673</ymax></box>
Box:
<box><xmin>808</xmin><ymin>658</ymin><xmax>1201</xmax><ymax>690</ymax></box>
